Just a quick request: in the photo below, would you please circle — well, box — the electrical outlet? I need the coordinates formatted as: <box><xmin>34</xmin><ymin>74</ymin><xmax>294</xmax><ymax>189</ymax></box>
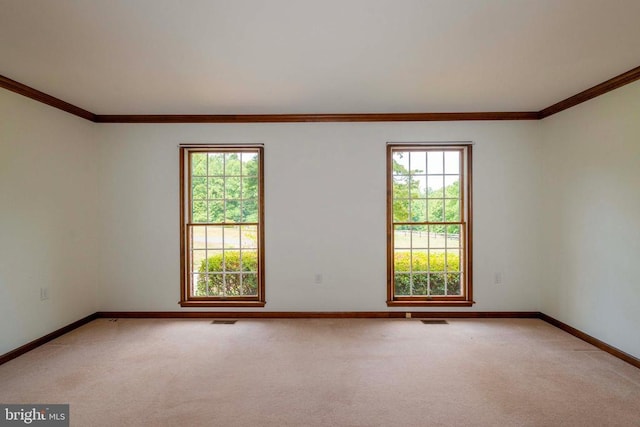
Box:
<box><xmin>40</xmin><ymin>287</ymin><xmax>49</xmax><ymax>301</ymax></box>
<box><xmin>494</xmin><ymin>272</ymin><xmax>503</xmax><ymax>285</ymax></box>
<box><xmin>314</xmin><ymin>273</ymin><xmax>322</xmax><ymax>284</ymax></box>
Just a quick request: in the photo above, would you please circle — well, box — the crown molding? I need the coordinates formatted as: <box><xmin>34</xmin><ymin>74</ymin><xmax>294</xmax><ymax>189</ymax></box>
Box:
<box><xmin>538</xmin><ymin>65</ymin><xmax>640</xmax><ymax>119</ymax></box>
<box><xmin>94</xmin><ymin>112</ymin><xmax>538</xmax><ymax>123</ymax></box>
<box><xmin>0</xmin><ymin>74</ymin><xmax>96</xmax><ymax>121</ymax></box>
<box><xmin>2</xmin><ymin>66</ymin><xmax>640</xmax><ymax>123</ymax></box>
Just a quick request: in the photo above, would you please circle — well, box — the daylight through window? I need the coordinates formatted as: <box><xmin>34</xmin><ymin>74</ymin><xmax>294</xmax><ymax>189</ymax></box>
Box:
<box><xmin>387</xmin><ymin>144</ymin><xmax>472</xmax><ymax>306</ymax></box>
<box><xmin>180</xmin><ymin>146</ymin><xmax>265</xmax><ymax>307</ymax></box>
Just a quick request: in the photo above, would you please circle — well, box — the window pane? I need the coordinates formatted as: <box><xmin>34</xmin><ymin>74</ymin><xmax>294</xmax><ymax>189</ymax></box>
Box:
<box><xmin>224</xmin><ymin>153</ymin><xmax>241</xmax><ymax>175</ymax></box>
<box><xmin>241</xmin><ymin>152</ymin><xmax>258</xmax><ymax>176</ymax></box>
<box><xmin>241</xmin><ymin>225</ymin><xmax>258</xmax><ymax>248</ymax></box>
<box><xmin>427</xmin><ymin>151</ymin><xmax>443</xmax><ymax>174</ymax></box>
<box><xmin>394</xmin><ymin>227</ymin><xmax>411</xmax><ymax>250</ymax></box>
<box><xmin>393</xmin><ymin>151</ymin><xmax>409</xmax><ymax>174</ymax></box>
<box><xmin>225</xmin><ymin>200</ymin><xmax>242</xmax><ymax>223</ymax></box>
<box><xmin>427</xmin><ymin>175</ymin><xmax>444</xmax><ymax>198</ymax></box>
<box><xmin>225</xmin><ymin>177</ymin><xmax>241</xmax><ymax>199</ymax></box>
<box><xmin>393</xmin><ymin>199</ymin><xmax>410</xmax><ymax>222</ymax></box>
<box><xmin>192</xmin><ymin>177</ymin><xmax>207</xmax><ymax>200</ymax></box>
<box><xmin>192</xmin><ymin>201</ymin><xmax>207</xmax><ymax>223</ymax></box>
<box><xmin>447</xmin><ymin>273</ymin><xmax>461</xmax><ymax>295</ymax></box>
<box><xmin>206</xmin><ymin>226</ymin><xmax>223</xmax><ymax>249</ymax></box>
<box><xmin>444</xmin><ymin>151</ymin><xmax>460</xmax><ymax>174</ymax></box>
<box><xmin>242</xmin><ymin>176</ymin><xmax>259</xmax><ymax>199</ymax></box>
<box><xmin>205</xmin><ymin>274</ymin><xmax>224</xmax><ymax>296</ymax></box>
<box><xmin>242</xmin><ymin>198</ymin><xmax>258</xmax><ymax>223</ymax></box>
<box><xmin>208</xmin><ymin>177</ymin><xmax>224</xmax><ymax>199</ymax></box>
<box><xmin>394</xmin><ymin>273</ymin><xmax>410</xmax><ymax>295</ymax></box>
<box><xmin>410</xmin><ymin>228</ymin><xmax>428</xmax><ymax>249</ymax></box>
<box><xmin>224</xmin><ymin>273</ymin><xmax>241</xmax><ymax>295</ymax></box>
<box><xmin>412</xmin><ymin>249</ymin><xmax>428</xmax><ymax>272</ymax></box>
<box><xmin>446</xmin><ymin>225</ymin><xmax>460</xmax><ymax>248</ymax></box>
<box><xmin>192</xmin><ymin>153</ymin><xmax>207</xmax><ymax>176</ymax></box>
<box><xmin>413</xmin><ymin>274</ymin><xmax>428</xmax><ymax>295</ymax></box>
<box><xmin>241</xmin><ymin>250</ymin><xmax>258</xmax><ymax>272</ymax></box>
<box><xmin>428</xmin><ymin>226</ymin><xmax>446</xmax><ymax>249</ymax></box>
<box><xmin>223</xmin><ymin>226</ymin><xmax>240</xmax><ymax>248</ymax></box>
<box><xmin>430</xmin><ymin>253</ymin><xmax>445</xmax><ymax>271</ymax></box>
<box><xmin>428</xmin><ymin>201</ymin><xmax>444</xmax><ymax>222</ymax></box>
<box><xmin>444</xmin><ymin>176</ymin><xmax>460</xmax><ymax>197</ymax></box>
<box><xmin>410</xmin><ymin>199</ymin><xmax>426</xmax><ymax>222</ymax></box>
<box><xmin>193</xmin><ymin>273</ymin><xmax>206</xmax><ymax>296</ymax></box>
<box><xmin>191</xmin><ymin>250</ymin><xmax>206</xmax><ymax>274</ymax></box>
<box><xmin>444</xmin><ymin>199</ymin><xmax>460</xmax><ymax>222</ymax></box>
<box><xmin>207</xmin><ymin>153</ymin><xmax>224</xmax><ymax>176</ymax></box>
<box><xmin>446</xmin><ymin>250</ymin><xmax>460</xmax><ymax>271</ymax></box>
<box><xmin>429</xmin><ymin>273</ymin><xmax>445</xmax><ymax>295</ymax></box>
<box><xmin>393</xmin><ymin>175</ymin><xmax>410</xmax><ymax>198</ymax></box>
<box><xmin>208</xmin><ymin>201</ymin><xmax>224</xmax><ymax>223</ymax></box>
<box><xmin>191</xmin><ymin>226</ymin><xmax>206</xmax><ymax>249</ymax></box>
<box><xmin>242</xmin><ymin>273</ymin><xmax>258</xmax><ymax>295</ymax></box>
<box><xmin>410</xmin><ymin>175</ymin><xmax>426</xmax><ymax>198</ymax></box>
<box><xmin>410</xmin><ymin>152</ymin><xmax>426</xmax><ymax>174</ymax></box>
<box><xmin>394</xmin><ymin>250</ymin><xmax>410</xmax><ymax>271</ymax></box>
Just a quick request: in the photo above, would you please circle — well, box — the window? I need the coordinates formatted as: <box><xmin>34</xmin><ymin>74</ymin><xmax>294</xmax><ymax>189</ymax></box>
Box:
<box><xmin>180</xmin><ymin>146</ymin><xmax>265</xmax><ymax>307</ymax></box>
<box><xmin>387</xmin><ymin>143</ymin><xmax>472</xmax><ymax>306</ymax></box>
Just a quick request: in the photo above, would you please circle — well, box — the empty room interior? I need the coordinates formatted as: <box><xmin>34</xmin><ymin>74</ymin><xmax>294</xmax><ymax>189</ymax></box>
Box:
<box><xmin>1</xmin><ymin>1</ymin><xmax>640</xmax><ymax>425</ymax></box>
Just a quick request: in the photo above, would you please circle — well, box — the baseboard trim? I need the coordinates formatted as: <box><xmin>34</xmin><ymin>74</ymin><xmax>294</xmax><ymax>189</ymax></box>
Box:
<box><xmin>412</xmin><ymin>311</ymin><xmax>539</xmax><ymax>318</ymax></box>
<box><xmin>96</xmin><ymin>311</ymin><xmax>540</xmax><ymax>319</ymax></box>
<box><xmin>2</xmin><ymin>311</ymin><xmax>637</xmax><ymax>370</ymax></box>
<box><xmin>538</xmin><ymin>313</ymin><xmax>640</xmax><ymax>369</ymax></box>
<box><xmin>0</xmin><ymin>312</ymin><xmax>99</xmax><ymax>366</ymax></box>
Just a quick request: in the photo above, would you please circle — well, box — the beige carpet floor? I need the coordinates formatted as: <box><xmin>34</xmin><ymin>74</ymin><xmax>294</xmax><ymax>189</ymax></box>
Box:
<box><xmin>1</xmin><ymin>318</ymin><xmax>639</xmax><ymax>426</ymax></box>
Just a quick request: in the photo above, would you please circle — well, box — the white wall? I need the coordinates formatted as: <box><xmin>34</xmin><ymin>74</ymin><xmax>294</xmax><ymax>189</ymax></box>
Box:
<box><xmin>0</xmin><ymin>90</ymin><xmax>98</xmax><ymax>355</ymax></box>
<box><xmin>96</xmin><ymin>121</ymin><xmax>542</xmax><ymax>312</ymax></box>
<box><xmin>540</xmin><ymin>81</ymin><xmax>640</xmax><ymax>358</ymax></box>
<box><xmin>5</xmin><ymin>77</ymin><xmax>638</xmax><ymax>359</ymax></box>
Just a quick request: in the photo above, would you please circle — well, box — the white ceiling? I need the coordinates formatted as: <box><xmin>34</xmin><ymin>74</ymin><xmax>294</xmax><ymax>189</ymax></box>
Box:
<box><xmin>1</xmin><ymin>0</ymin><xmax>640</xmax><ymax>115</ymax></box>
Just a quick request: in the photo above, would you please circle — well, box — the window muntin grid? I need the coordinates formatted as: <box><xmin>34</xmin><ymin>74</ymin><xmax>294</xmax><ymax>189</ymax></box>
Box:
<box><xmin>191</xmin><ymin>151</ymin><xmax>259</xmax><ymax>224</ymax></box>
<box><xmin>188</xmin><ymin>225</ymin><xmax>259</xmax><ymax>297</ymax></box>
<box><xmin>393</xmin><ymin>225</ymin><xmax>464</xmax><ymax>296</ymax></box>
<box><xmin>388</xmin><ymin>145</ymin><xmax>471</xmax><ymax>303</ymax></box>
<box><xmin>181</xmin><ymin>147</ymin><xmax>264</xmax><ymax>304</ymax></box>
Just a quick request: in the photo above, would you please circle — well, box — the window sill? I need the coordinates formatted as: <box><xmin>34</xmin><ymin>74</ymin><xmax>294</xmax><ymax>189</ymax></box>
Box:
<box><xmin>179</xmin><ymin>300</ymin><xmax>266</xmax><ymax>308</ymax></box>
<box><xmin>387</xmin><ymin>300</ymin><xmax>474</xmax><ymax>307</ymax></box>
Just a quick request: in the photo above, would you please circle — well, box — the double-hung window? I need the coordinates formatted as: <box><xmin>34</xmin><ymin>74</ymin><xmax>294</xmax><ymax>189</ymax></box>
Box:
<box><xmin>387</xmin><ymin>143</ymin><xmax>472</xmax><ymax>306</ymax></box>
<box><xmin>180</xmin><ymin>146</ymin><xmax>265</xmax><ymax>307</ymax></box>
